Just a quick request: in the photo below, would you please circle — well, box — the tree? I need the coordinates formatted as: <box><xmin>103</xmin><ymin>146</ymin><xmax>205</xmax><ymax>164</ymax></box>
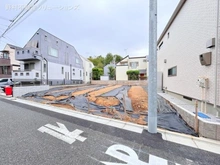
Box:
<box><xmin>105</xmin><ymin>53</ymin><xmax>114</xmax><ymax>65</ymax></box>
<box><xmin>114</xmin><ymin>54</ymin><xmax>123</xmax><ymax>64</ymax></box>
<box><xmin>108</xmin><ymin>66</ymin><xmax>115</xmax><ymax>80</ymax></box>
<box><xmin>92</xmin><ymin>67</ymin><xmax>103</xmax><ymax>80</ymax></box>
<box><xmin>88</xmin><ymin>54</ymin><xmax>123</xmax><ymax>68</ymax></box>
<box><xmin>126</xmin><ymin>70</ymin><xmax>140</xmax><ymax>80</ymax></box>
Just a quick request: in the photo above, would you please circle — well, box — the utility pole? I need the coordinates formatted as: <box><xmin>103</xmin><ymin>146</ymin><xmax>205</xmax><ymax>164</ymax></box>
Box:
<box><xmin>148</xmin><ymin>0</ymin><xmax>157</xmax><ymax>133</ymax></box>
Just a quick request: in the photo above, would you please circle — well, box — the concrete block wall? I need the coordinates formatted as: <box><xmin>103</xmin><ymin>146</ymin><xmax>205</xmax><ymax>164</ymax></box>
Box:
<box><xmin>170</xmin><ymin>101</ymin><xmax>220</xmax><ymax>140</ymax></box>
<box><xmin>91</xmin><ymin>80</ymin><xmax>147</xmax><ymax>86</ymax></box>
<box><xmin>13</xmin><ymin>85</ymin><xmax>49</xmax><ymax>97</ymax></box>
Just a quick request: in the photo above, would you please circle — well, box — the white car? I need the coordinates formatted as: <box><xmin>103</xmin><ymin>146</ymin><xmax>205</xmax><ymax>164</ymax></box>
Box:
<box><xmin>0</xmin><ymin>78</ymin><xmax>20</xmax><ymax>89</ymax></box>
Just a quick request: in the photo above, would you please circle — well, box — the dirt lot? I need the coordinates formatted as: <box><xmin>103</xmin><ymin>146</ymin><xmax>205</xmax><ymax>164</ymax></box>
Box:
<box><xmin>128</xmin><ymin>86</ymin><xmax>148</xmax><ymax>112</ymax></box>
<box><xmin>87</xmin><ymin>85</ymin><xmax>122</xmax><ymax>107</ymax></box>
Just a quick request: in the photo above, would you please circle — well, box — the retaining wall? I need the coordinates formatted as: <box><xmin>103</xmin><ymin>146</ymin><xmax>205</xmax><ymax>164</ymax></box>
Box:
<box><xmin>13</xmin><ymin>85</ymin><xmax>50</xmax><ymax>97</ymax></box>
<box><xmin>171</xmin><ymin>102</ymin><xmax>220</xmax><ymax>140</ymax></box>
<box><xmin>91</xmin><ymin>80</ymin><xmax>147</xmax><ymax>86</ymax></box>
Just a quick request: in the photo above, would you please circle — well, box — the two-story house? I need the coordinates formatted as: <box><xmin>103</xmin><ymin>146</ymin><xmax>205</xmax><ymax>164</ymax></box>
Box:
<box><xmin>0</xmin><ymin>50</ymin><xmax>11</xmax><ymax>78</ymax></box>
<box><xmin>116</xmin><ymin>55</ymin><xmax>148</xmax><ymax>80</ymax></box>
<box><xmin>4</xmin><ymin>44</ymin><xmax>21</xmax><ymax>71</ymax></box>
<box><xmin>157</xmin><ymin>0</ymin><xmax>220</xmax><ymax>116</ymax></box>
<box><xmin>80</xmin><ymin>55</ymin><xmax>94</xmax><ymax>84</ymax></box>
<box><xmin>12</xmin><ymin>28</ymin><xmax>84</xmax><ymax>85</ymax></box>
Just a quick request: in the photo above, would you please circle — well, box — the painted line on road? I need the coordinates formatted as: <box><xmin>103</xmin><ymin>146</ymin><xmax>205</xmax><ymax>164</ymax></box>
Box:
<box><xmin>38</xmin><ymin>122</ymin><xmax>87</xmax><ymax>144</ymax></box>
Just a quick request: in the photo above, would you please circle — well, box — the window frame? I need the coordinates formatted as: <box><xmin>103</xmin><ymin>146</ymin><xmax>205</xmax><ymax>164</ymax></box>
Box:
<box><xmin>168</xmin><ymin>66</ymin><xmax>177</xmax><ymax>77</ymax></box>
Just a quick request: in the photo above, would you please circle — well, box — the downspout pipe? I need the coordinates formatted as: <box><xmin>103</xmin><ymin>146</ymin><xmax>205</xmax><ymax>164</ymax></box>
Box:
<box><xmin>214</xmin><ymin>0</ymin><xmax>219</xmax><ymax>108</ymax></box>
<box><xmin>43</xmin><ymin>57</ymin><xmax>48</xmax><ymax>85</ymax></box>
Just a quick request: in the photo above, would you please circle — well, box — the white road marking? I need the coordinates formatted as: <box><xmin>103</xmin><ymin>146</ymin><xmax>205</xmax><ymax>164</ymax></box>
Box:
<box><xmin>38</xmin><ymin>126</ymin><xmax>75</xmax><ymax>144</ymax></box>
<box><xmin>100</xmin><ymin>144</ymin><xmax>181</xmax><ymax>165</ymax></box>
<box><xmin>38</xmin><ymin>122</ymin><xmax>87</xmax><ymax>144</ymax></box>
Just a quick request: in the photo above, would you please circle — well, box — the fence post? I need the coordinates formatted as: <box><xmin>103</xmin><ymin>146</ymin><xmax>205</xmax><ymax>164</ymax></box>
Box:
<box><xmin>194</xmin><ymin>100</ymin><xmax>199</xmax><ymax>133</ymax></box>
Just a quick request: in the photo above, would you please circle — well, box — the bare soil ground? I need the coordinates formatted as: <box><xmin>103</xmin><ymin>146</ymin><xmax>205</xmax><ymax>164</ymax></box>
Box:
<box><xmin>71</xmin><ymin>88</ymin><xmax>96</xmax><ymax>96</ymax></box>
<box><xmin>128</xmin><ymin>86</ymin><xmax>148</xmax><ymax>112</ymax></box>
<box><xmin>41</xmin><ymin>85</ymin><xmax>148</xmax><ymax>125</ymax></box>
<box><xmin>95</xmin><ymin>97</ymin><xmax>120</xmax><ymax>107</ymax></box>
<box><xmin>87</xmin><ymin>85</ymin><xmax>122</xmax><ymax>107</ymax></box>
<box><xmin>43</xmin><ymin>95</ymin><xmax>70</xmax><ymax>101</ymax></box>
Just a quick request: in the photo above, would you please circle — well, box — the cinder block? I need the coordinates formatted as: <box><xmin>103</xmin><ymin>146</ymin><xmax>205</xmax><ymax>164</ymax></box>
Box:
<box><xmin>202</xmin><ymin>122</ymin><xmax>217</xmax><ymax>139</ymax></box>
<box><xmin>217</xmin><ymin>125</ymin><xmax>220</xmax><ymax>141</ymax></box>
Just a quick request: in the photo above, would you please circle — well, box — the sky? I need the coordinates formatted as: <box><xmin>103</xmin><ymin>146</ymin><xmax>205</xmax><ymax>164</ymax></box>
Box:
<box><xmin>0</xmin><ymin>0</ymin><xmax>180</xmax><ymax>58</ymax></box>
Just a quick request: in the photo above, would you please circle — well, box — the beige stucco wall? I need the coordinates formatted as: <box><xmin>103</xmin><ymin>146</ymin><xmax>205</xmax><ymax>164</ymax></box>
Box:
<box><xmin>128</xmin><ymin>58</ymin><xmax>147</xmax><ymax>71</ymax></box>
<box><xmin>116</xmin><ymin>65</ymin><xmax>128</xmax><ymax>80</ymax></box>
<box><xmin>116</xmin><ymin>57</ymin><xmax>148</xmax><ymax>80</ymax></box>
<box><xmin>157</xmin><ymin>0</ymin><xmax>220</xmax><ymax>106</ymax></box>
<box><xmin>4</xmin><ymin>45</ymin><xmax>20</xmax><ymax>70</ymax></box>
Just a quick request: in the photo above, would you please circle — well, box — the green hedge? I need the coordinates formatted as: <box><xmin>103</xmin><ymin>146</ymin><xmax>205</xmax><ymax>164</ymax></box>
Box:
<box><xmin>92</xmin><ymin>67</ymin><xmax>103</xmax><ymax>80</ymax></box>
<box><xmin>126</xmin><ymin>70</ymin><xmax>139</xmax><ymax>80</ymax></box>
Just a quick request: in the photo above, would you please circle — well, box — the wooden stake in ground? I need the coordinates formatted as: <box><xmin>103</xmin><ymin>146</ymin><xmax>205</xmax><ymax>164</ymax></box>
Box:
<box><xmin>123</xmin><ymin>93</ymin><xmax>127</xmax><ymax>115</ymax></box>
<box><xmin>194</xmin><ymin>100</ymin><xmax>199</xmax><ymax>133</ymax></box>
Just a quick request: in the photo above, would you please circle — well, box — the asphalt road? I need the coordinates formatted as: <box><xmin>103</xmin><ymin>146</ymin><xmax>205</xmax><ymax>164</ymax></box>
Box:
<box><xmin>0</xmin><ymin>98</ymin><xmax>219</xmax><ymax>165</ymax></box>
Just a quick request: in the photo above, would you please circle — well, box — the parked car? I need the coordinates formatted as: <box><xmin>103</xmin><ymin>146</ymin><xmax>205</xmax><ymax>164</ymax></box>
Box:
<box><xmin>0</xmin><ymin>78</ymin><xmax>20</xmax><ymax>90</ymax></box>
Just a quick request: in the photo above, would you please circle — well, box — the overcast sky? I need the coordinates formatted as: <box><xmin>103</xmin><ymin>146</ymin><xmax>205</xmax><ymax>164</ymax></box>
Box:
<box><xmin>0</xmin><ymin>0</ymin><xmax>179</xmax><ymax>57</ymax></box>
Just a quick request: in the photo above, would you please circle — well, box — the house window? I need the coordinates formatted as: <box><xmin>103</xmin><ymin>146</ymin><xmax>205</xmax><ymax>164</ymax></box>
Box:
<box><xmin>159</xmin><ymin>41</ymin><xmax>163</xmax><ymax>49</ymax></box>
<box><xmin>17</xmin><ymin>51</ymin><xmax>19</xmax><ymax>54</ymax></box>
<box><xmin>73</xmin><ymin>73</ymin><xmax>75</xmax><ymax>76</ymax></box>
<box><xmin>80</xmin><ymin>70</ymin><xmax>82</xmax><ymax>77</ymax></box>
<box><xmin>22</xmin><ymin>51</ymin><xmax>24</xmax><ymax>54</ymax></box>
<box><xmin>76</xmin><ymin>58</ymin><xmax>79</xmax><ymax>64</ymax></box>
<box><xmin>27</xmin><ymin>50</ymin><xmax>30</xmax><ymax>53</ymax></box>
<box><xmin>48</xmin><ymin>47</ymin><xmax>58</xmax><ymax>57</ymax></box>
<box><xmin>24</xmin><ymin>63</ymin><xmax>35</xmax><ymax>70</ymax></box>
<box><xmin>36</xmin><ymin>73</ymin><xmax>39</xmax><ymax>77</ymax></box>
<box><xmin>45</xmin><ymin>35</ymin><xmax>47</xmax><ymax>41</ymax></box>
<box><xmin>130</xmin><ymin>62</ymin><xmax>139</xmax><ymax>69</ymax></box>
<box><xmin>143</xmin><ymin>59</ymin><xmax>147</xmax><ymax>62</ymax></box>
<box><xmin>62</xmin><ymin>67</ymin><xmax>64</xmax><ymax>74</ymax></box>
<box><xmin>89</xmin><ymin>63</ymin><xmax>92</xmax><ymax>68</ymax></box>
<box><xmin>20</xmin><ymin>73</ymin><xmax>23</xmax><ymax>76</ymax></box>
<box><xmin>168</xmin><ymin>66</ymin><xmax>177</xmax><ymax>76</ymax></box>
<box><xmin>36</xmin><ymin>42</ymin><xmax>39</xmax><ymax>48</ymax></box>
<box><xmin>26</xmin><ymin>73</ymin><xmax>30</xmax><ymax>76</ymax></box>
<box><xmin>44</xmin><ymin>63</ymin><xmax>47</xmax><ymax>72</ymax></box>
<box><xmin>86</xmin><ymin>72</ymin><xmax>88</xmax><ymax>76</ymax></box>
<box><xmin>15</xmin><ymin>73</ymin><xmax>18</xmax><ymax>76</ymax></box>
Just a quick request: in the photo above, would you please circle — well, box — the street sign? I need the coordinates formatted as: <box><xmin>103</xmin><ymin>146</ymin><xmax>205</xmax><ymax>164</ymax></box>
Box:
<box><xmin>101</xmin><ymin>144</ymin><xmax>181</xmax><ymax>165</ymax></box>
<box><xmin>38</xmin><ymin>122</ymin><xmax>87</xmax><ymax>144</ymax></box>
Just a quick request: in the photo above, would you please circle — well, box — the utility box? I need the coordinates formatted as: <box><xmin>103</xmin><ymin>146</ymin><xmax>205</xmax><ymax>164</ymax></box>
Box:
<box><xmin>199</xmin><ymin>52</ymin><xmax>211</xmax><ymax>66</ymax></box>
<box><xmin>197</xmin><ymin>77</ymin><xmax>209</xmax><ymax>88</ymax></box>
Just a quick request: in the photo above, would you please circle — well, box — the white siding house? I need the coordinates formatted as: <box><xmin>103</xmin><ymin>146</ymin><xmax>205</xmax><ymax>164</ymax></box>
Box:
<box><xmin>12</xmin><ymin>28</ymin><xmax>84</xmax><ymax>85</ymax></box>
<box><xmin>80</xmin><ymin>55</ymin><xmax>94</xmax><ymax>84</ymax></box>
<box><xmin>116</xmin><ymin>56</ymin><xmax>148</xmax><ymax>80</ymax></box>
<box><xmin>157</xmin><ymin>0</ymin><xmax>220</xmax><ymax>116</ymax></box>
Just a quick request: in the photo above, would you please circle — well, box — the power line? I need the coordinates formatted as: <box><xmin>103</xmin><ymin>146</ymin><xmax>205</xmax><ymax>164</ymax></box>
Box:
<box><xmin>8</xmin><ymin>0</ymin><xmax>47</xmax><ymax>34</ymax></box>
<box><xmin>0</xmin><ymin>0</ymin><xmax>42</xmax><ymax>38</ymax></box>
<box><xmin>11</xmin><ymin>0</ymin><xmax>35</xmax><ymax>22</ymax></box>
